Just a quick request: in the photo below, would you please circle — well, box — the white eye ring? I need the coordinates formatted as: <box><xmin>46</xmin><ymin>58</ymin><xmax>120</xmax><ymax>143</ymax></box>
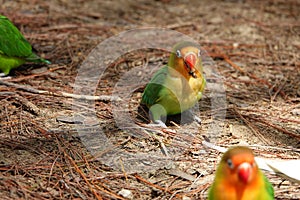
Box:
<box><xmin>198</xmin><ymin>50</ymin><xmax>201</xmax><ymax>57</ymax></box>
<box><xmin>227</xmin><ymin>159</ymin><xmax>234</xmax><ymax>169</ymax></box>
<box><xmin>176</xmin><ymin>50</ymin><xmax>182</xmax><ymax>58</ymax></box>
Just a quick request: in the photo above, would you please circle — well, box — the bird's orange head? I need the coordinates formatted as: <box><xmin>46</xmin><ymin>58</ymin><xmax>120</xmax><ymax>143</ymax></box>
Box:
<box><xmin>220</xmin><ymin>146</ymin><xmax>258</xmax><ymax>185</ymax></box>
<box><xmin>168</xmin><ymin>41</ymin><xmax>203</xmax><ymax>79</ymax></box>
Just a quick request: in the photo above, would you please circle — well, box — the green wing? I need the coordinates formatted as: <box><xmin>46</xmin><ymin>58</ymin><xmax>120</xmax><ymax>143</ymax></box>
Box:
<box><xmin>141</xmin><ymin>66</ymin><xmax>168</xmax><ymax>106</ymax></box>
<box><xmin>263</xmin><ymin>174</ymin><xmax>274</xmax><ymax>199</ymax></box>
<box><xmin>0</xmin><ymin>15</ymin><xmax>32</xmax><ymax>58</ymax></box>
<box><xmin>207</xmin><ymin>186</ymin><xmax>214</xmax><ymax>200</ymax></box>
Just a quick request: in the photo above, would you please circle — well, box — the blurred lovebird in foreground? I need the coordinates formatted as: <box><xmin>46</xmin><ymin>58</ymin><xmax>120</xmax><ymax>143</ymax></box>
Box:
<box><xmin>0</xmin><ymin>15</ymin><xmax>50</xmax><ymax>76</ymax></box>
<box><xmin>141</xmin><ymin>41</ymin><xmax>206</xmax><ymax>127</ymax></box>
<box><xmin>208</xmin><ymin>146</ymin><xmax>274</xmax><ymax>200</ymax></box>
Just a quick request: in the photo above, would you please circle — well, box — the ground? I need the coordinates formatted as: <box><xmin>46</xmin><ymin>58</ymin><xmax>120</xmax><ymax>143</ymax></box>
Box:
<box><xmin>0</xmin><ymin>0</ymin><xmax>300</xmax><ymax>199</ymax></box>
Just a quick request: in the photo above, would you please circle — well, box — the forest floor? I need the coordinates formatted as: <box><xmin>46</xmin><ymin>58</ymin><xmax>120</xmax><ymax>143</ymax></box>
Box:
<box><xmin>0</xmin><ymin>0</ymin><xmax>299</xmax><ymax>199</ymax></box>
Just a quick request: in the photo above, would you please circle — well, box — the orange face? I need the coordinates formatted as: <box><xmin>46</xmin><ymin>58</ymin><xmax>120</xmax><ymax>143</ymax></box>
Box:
<box><xmin>210</xmin><ymin>146</ymin><xmax>273</xmax><ymax>200</ymax></box>
<box><xmin>221</xmin><ymin>147</ymin><xmax>258</xmax><ymax>186</ymax></box>
<box><xmin>168</xmin><ymin>41</ymin><xmax>203</xmax><ymax>80</ymax></box>
<box><xmin>173</xmin><ymin>46</ymin><xmax>201</xmax><ymax>79</ymax></box>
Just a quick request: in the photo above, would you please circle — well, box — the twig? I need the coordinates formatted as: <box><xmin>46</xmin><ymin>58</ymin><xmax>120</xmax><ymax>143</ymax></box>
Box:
<box><xmin>233</xmin><ymin>107</ymin><xmax>271</xmax><ymax>144</ymax></box>
<box><xmin>202</xmin><ymin>140</ymin><xmax>227</xmax><ymax>153</ymax></box>
<box><xmin>166</xmin><ymin>22</ymin><xmax>197</xmax><ymax>30</ymax></box>
<box><xmin>9</xmin><ymin>65</ymin><xmax>65</xmax><ymax>82</ymax></box>
<box><xmin>0</xmin><ymin>80</ymin><xmax>121</xmax><ymax>101</ymax></box>
<box><xmin>134</xmin><ymin>174</ymin><xmax>182</xmax><ymax>198</ymax></box>
<box><xmin>119</xmin><ymin>158</ymin><xmax>129</xmax><ymax>183</ymax></box>
<box><xmin>212</xmin><ymin>46</ymin><xmax>287</xmax><ymax>99</ymax></box>
<box><xmin>93</xmin><ymin>184</ymin><xmax>126</xmax><ymax>200</ymax></box>
<box><xmin>168</xmin><ymin>169</ymin><xmax>196</xmax><ymax>182</ymax></box>
<box><xmin>58</xmin><ymin>140</ymin><xmax>103</xmax><ymax>200</ymax></box>
<box><xmin>145</xmin><ymin>129</ymin><xmax>170</xmax><ymax>157</ymax></box>
<box><xmin>249</xmin><ymin>144</ymin><xmax>300</xmax><ymax>153</ymax></box>
<box><xmin>269</xmin><ymin>78</ymin><xmax>286</xmax><ymax>102</ymax></box>
<box><xmin>13</xmin><ymin>93</ymin><xmax>46</xmax><ymax>116</ymax></box>
<box><xmin>248</xmin><ymin>116</ymin><xmax>300</xmax><ymax>140</ymax></box>
<box><xmin>48</xmin><ymin>155</ymin><xmax>60</xmax><ymax>187</ymax></box>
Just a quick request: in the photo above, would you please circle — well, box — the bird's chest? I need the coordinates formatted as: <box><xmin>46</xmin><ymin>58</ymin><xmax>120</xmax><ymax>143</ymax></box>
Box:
<box><xmin>188</xmin><ymin>77</ymin><xmax>203</xmax><ymax>99</ymax></box>
<box><xmin>163</xmin><ymin>76</ymin><xmax>202</xmax><ymax>110</ymax></box>
<box><xmin>216</xmin><ymin>182</ymin><xmax>266</xmax><ymax>200</ymax></box>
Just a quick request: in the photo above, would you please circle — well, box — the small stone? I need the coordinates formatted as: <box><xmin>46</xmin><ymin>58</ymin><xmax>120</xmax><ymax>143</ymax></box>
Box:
<box><xmin>118</xmin><ymin>189</ymin><xmax>133</xmax><ymax>199</ymax></box>
<box><xmin>209</xmin><ymin>16</ymin><xmax>222</xmax><ymax>24</ymax></box>
<box><xmin>31</xmin><ymin>66</ymin><xmax>48</xmax><ymax>74</ymax></box>
<box><xmin>182</xmin><ymin>196</ymin><xmax>191</xmax><ymax>200</ymax></box>
<box><xmin>186</xmin><ymin>168</ymin><xmax>196</xmax><ymax>175</ymax></box>
<box><xmin>291</xmin><ymin>109</ymin><xmax>300</xmax><ymax>116</ymax></box>
<box><xmin>133</xmin><ymin>60</ymin><xmax>142</xmax><ymax>66</ymax></box>
<box><xmin>46</xmin><ymin>187</ymin><xmax>59</xmax><ymax>197</ymax></box>
<box><xmin>238</xmin><ymin>76</ymin><xmax>250</xmax><ymax>82</ymax></box>
<box><xmin>229</xmin><ymin>124</ymin><xmax>233</xmax><ymax>134</ymax></box>
<box><xmin>72</xmin><ymin>56</ymin><xmax>79</xmax><ymax>63</ymax></box>
<box><xmin>238</xmin><ymin>141</ymin><xmax>249</xmax><ymax>146</ymax></box>
<box><xmin>56</xmin><ymin>115</ymin><xmax>84</xmax><ymax>124</ymax></box>
<box><xmin>233</xmin><ymin>42</ymin><xmax>239</xmax><ymax>48</ymax></box>
<box><xmin>191</xmin><ymin>149</ymin><xmax>207</xmax><ymax>158</ymax></box>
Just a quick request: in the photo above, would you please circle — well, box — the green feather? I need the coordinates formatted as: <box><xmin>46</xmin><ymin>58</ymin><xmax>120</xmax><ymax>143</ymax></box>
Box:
<box><xmin>263</xmin><ymin>173</ymin><xmax>275</xmax><ymax>198</ymax></box>
<box><xmin>208</xmin><ymin>146</ymin><xmax>274</xmax><ymax>200</ymax></box>
<box><xmin>141</xmin><ymin>66</ymin><xmax>169</xmax><ymax>107</ymax></box>
<box><xmin>141</xmin><ymin>42</ymin><xmax>206</xmax><ymax>123</ymax></box>
<box><xmin>0</xmin><ymin>15</ymin><xmax>50</xmax><ymax>75</ymax></box>
<box><xmin>141</xmin><ymin>66</ymin><xmax>180</xmax><ymax>121</ymax></box>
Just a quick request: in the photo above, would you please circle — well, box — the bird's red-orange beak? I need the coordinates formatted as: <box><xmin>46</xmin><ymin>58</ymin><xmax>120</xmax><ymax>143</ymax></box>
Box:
<box><xmin>237</xmin><ymin>162</ymin><xmax>252</xmax><ymax>183</ymax></box>
<box><xmin>184</xmin><ymin>53</ymin><xmax>197</xmax><ymax>78</ymax></box>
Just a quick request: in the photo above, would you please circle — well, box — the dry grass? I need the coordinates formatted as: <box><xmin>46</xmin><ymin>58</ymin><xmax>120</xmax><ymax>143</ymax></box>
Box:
<box><xmin>0</xmin><ymin>0</ymin><xmax>300</xmax><ymax>199</ymax></box>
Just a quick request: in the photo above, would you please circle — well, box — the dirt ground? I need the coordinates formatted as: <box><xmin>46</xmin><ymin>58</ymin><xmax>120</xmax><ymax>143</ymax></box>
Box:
<box><xmin>0</xmin><ymin>0</ymin><xmax>300</xmax><ymax>199</ymax></box>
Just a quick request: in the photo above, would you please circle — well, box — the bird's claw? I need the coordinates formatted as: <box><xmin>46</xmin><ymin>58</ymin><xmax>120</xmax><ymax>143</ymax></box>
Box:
<box><xmin>0</xmin><ymin>73</ymin><xmax>11</xmax><ymax>80</ymax></box>
<box><xmin>147</xmin><ymin>120</ymin><xmax>168</xmax><ymax>128</ymax></box>
<box><xmin>193</xmin><ymin>115</ymin><xmax>202</xmax><ymax>125</ymax></box>
<box><xmin>147</xmin><ymin>120</ymin><xmax>176</xmax><ymax>134</ymax></box>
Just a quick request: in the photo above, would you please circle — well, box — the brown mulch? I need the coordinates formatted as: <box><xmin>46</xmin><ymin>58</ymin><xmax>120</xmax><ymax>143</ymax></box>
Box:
<box><xmin>0</xmin><ymin>0</ymin><xmax>299</xmax><ymax>199</ymax></box>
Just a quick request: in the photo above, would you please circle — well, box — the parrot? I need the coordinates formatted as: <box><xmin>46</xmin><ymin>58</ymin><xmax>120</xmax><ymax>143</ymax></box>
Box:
<box><xmin>141</xmin><ymin>41</ymin><xmax>206</xmax><ymax>127</ymax></box>
<box><xmin>208</xmin><ymin>146</ymin><xmax>274</xmax><ymax>200</ymax></box>
<box><xmin>0</xmin><ymin>15</ymin><xmax>50</xmax><ymax>76</ymax></box>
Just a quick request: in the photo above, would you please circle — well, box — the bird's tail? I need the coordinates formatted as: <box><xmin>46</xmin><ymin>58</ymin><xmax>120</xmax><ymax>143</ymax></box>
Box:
<box><xmin>25</xmin><ymin>53</ymin><xmax>51</xmax><ymax>64</ymax></box>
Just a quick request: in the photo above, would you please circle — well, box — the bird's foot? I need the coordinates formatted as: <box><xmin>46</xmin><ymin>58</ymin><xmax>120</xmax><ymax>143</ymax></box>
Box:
<box><xmin>193</xmin><ymin>115</ymin><xmax>202</xmax><ymax>125</ymax></box>
<box><xmin>0</xmin><ymin>73</ymin><xmax>11</xmax><ymax>80</ymax></box>
<box><xmin>148</xmin><ymin>120</ymin><xmax>177</xmax><ymax>134</ymax></box>
<box><xmin>147</xmin><ymin>120</ymin><xmax>168</xmax><ymax>129</ymax></box>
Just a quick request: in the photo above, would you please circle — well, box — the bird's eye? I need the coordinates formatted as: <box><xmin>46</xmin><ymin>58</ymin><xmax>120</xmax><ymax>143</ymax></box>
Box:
<box><xmin>176</xmin><ymin>50</ymin><xmax>182</xmax><ymax>58</ymax></box>
<box><xmin>198</xmin><ymin>50</ymin><xmax>201</xmax><ymax>57</ymax></box>
<box><xmin>227</xmin><ymin>159</ymin><xmax>234</xmax><ymax>169</ymax></box>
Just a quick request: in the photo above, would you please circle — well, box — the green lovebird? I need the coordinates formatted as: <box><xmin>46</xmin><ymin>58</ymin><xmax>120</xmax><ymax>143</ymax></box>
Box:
<box><xmin>0</xmin><ymin>15</ymin><xmax>50</xmax><ymax>75</ymax></box>
<box><xmin>141</xmin><ymin>41</ymin><xmax>206</xmax><ymax>127</ymax></box>
<box><xmin>208</xmin><ymin>146</ymin><xmax>274</xmax><ymax>200</ymax></box>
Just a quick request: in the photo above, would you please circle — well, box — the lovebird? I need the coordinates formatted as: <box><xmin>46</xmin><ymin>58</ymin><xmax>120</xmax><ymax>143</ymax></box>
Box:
<box><xmin>141</xmin><ymin>41</ymin><xmax>206</xmax><ymax>127</ymax></box>
<box><xmin>208</xmin><ymin>146</ymin><xmax>274</xmax><ymax>200</ymax></box>
<box><xmin>0</xmin><ymin>15</ymin><xmax>50</xmax><ymax>75</ymax></box>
